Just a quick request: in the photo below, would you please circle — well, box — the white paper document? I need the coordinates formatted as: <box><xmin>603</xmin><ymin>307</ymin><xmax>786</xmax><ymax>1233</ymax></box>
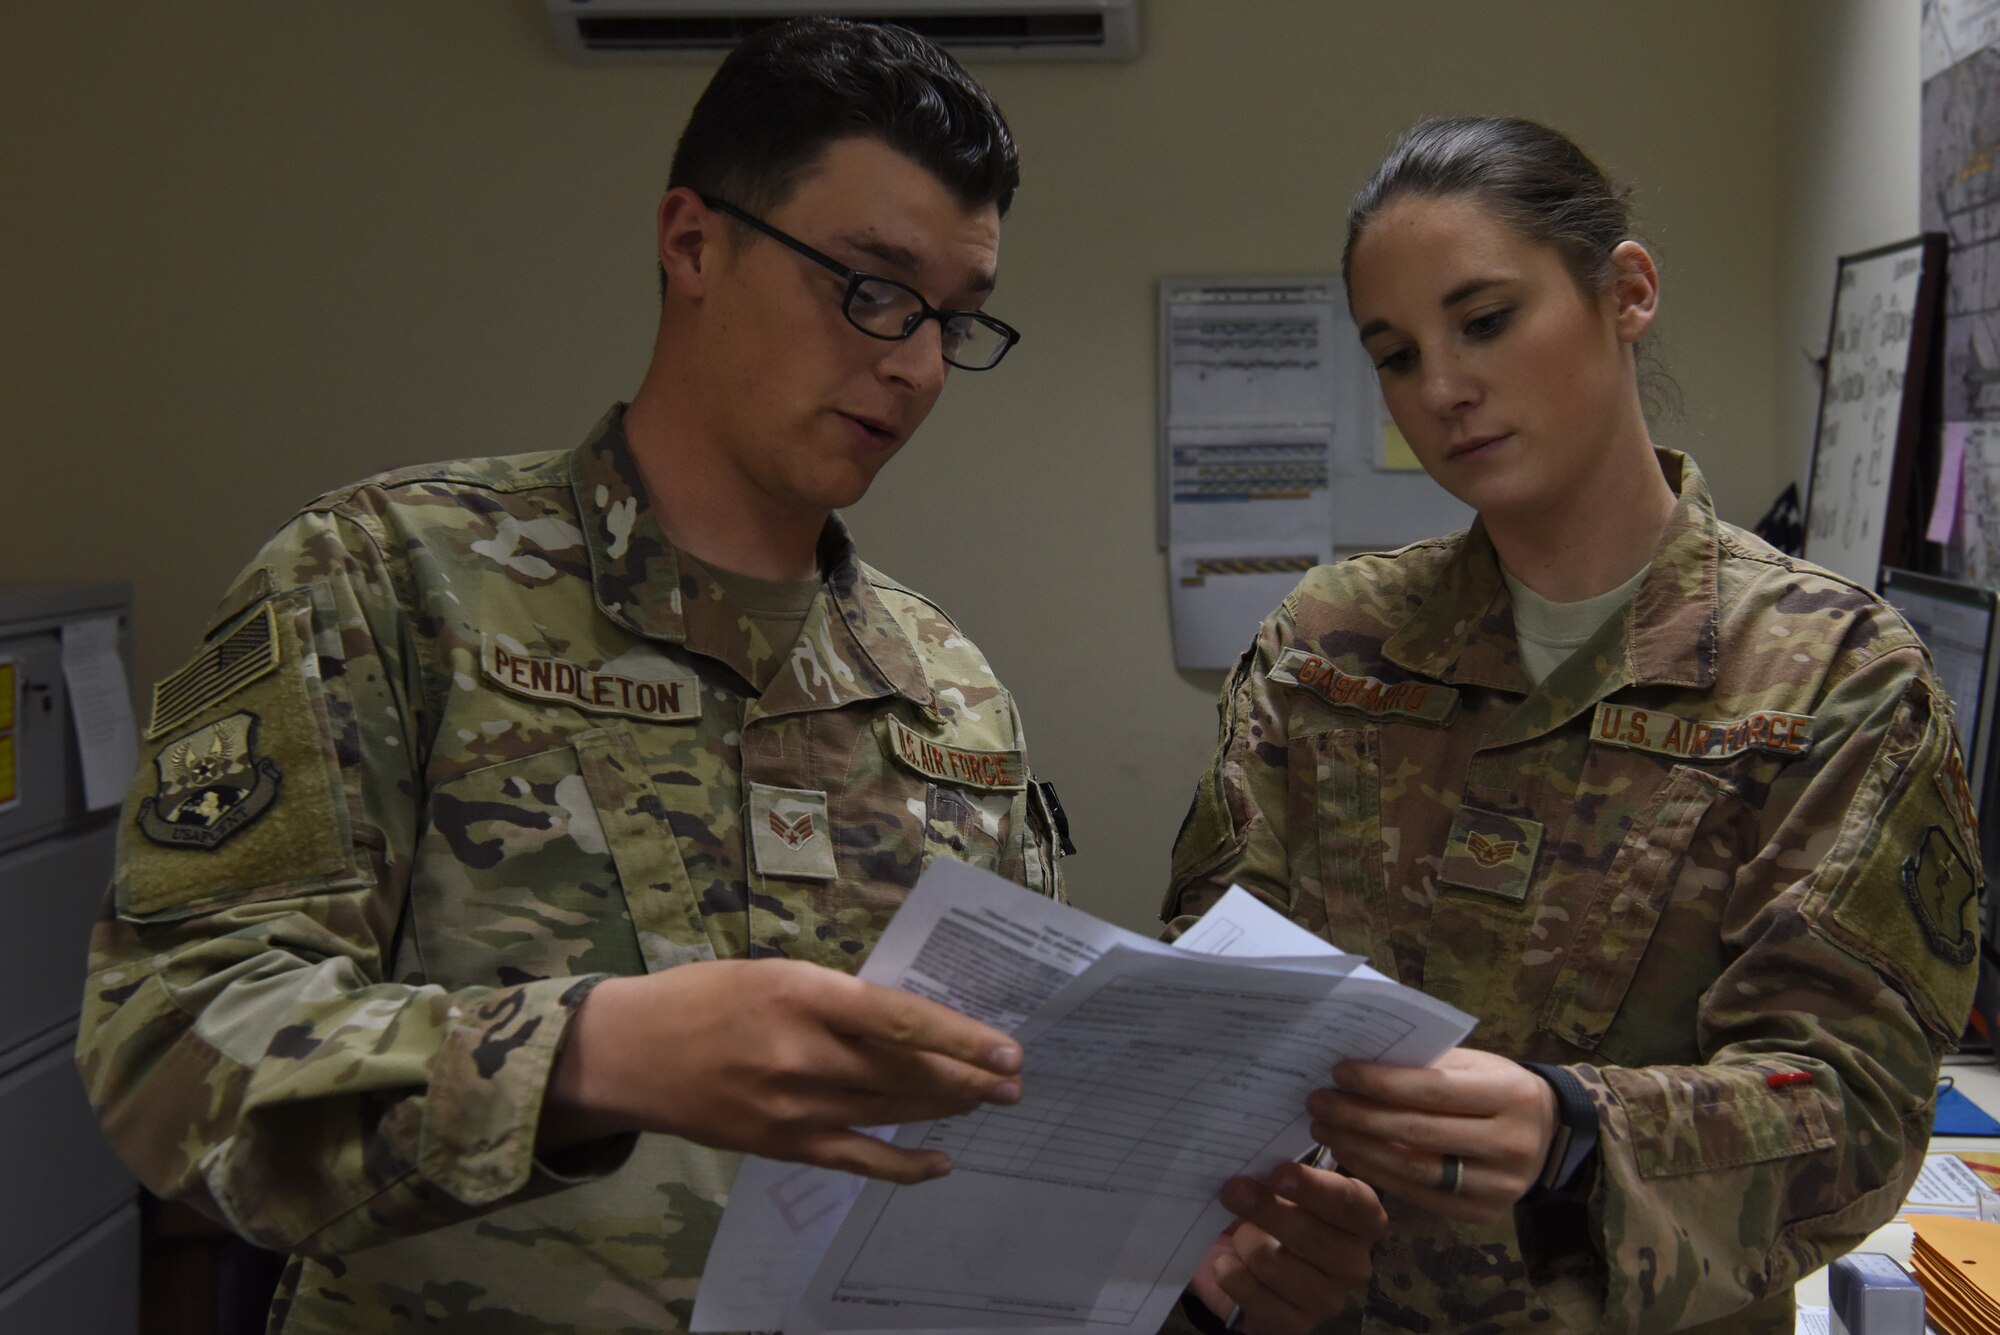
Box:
<box><xmin>60</xmin><ymin>616</ymin><xmax>137</xmax><ymax>812</ymax></box>
<box><xmin>1160</xmin><ymin>281</ymin><xmax>1343</xmax><ymax>670</ymax></box>
<box><xmin>1903</xmin><ymin>1152</ymin><xmax>1995</xmax><ymax>1218</ymax></box>
<box><xmin>692</xmin><ymin>864</ymin><xmax>1473</xmax><ymax>1335</ymax></box>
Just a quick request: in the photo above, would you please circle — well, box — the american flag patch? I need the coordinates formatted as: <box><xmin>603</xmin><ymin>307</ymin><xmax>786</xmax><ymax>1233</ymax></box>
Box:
<box><xmin>147</xmin><ymin>603</ymin><xmax>281</xmax><ymax>740</ymax></box>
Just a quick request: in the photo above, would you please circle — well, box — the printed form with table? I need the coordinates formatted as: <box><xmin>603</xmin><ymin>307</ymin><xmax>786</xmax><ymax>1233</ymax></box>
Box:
<box><xmin>684</xmin><ymin>856</ymin><xmax>2000</xmax><ymax>1335</ymax></box>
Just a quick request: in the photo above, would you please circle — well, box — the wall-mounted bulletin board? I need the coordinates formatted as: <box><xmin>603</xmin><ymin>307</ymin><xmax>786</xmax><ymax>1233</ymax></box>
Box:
<box><xmin>1157</xmin><ymin>277</ymin><xmax>1469</xmax><ymax>669</ymax></box>
<box><xmin>1802</xmin><ymin>235</ymin><xmax>1947</xmax><ymax>592</ymax></box>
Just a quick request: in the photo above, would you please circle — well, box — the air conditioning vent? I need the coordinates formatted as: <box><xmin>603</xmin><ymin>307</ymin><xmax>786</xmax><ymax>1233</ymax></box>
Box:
<box><xmin>548</xmin><ymin>1</ymin><xmax>1139</xmax><ymax>63</ymax></box>
<box><xmin>576</xmin><ymin>13</ymin><xmax>1109</xmax><ymax>52</ymax></box>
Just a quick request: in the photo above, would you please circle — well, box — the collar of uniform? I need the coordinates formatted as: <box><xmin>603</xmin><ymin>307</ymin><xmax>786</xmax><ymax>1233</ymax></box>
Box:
<box><xmin>574</xmin><ymin>406</ymin><xmax>694</xmax><ymax>644</ymax></box>
<box><xmin>1380</xmin><ymin>523</ymin><xmax>1526</xmax><ymax>691</ymax></box>
<box><xmin>571</xmin><ymin>407</ymin><xmax>934</xmax><ymax>712</ymax></box>
<box><xmin>1621</xmin><ymin>449</ymin><xmax>1720</xmax><ymax>690</ymax></box>
<box><xmin>747</xmin><ymin>519</ymin><xmax>936</xmax><ymax>719</ymax></box>
<box><xmin>1381</xmin><ymin>448</ymin><xmax>1720</xmax><ymax>695</ymax></box>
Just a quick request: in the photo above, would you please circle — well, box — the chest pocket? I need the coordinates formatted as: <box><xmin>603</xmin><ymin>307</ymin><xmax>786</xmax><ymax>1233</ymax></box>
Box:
<box><xmin>410</xmin><ymin>723</ymin><xmax>712</xmax><ymax>985</ymax></box>
<box><xmin>828</xmin><ymin>716</ymin><xmax>1019</xmax><ymax>912</ymax></box>
<box><xmin>924</xmin><ymin>784</ymin><xmax>1007</xmax><ymax>870</ymax></box>
<box><xmin>1301</xmin><ymin>724</ymin><xmax>1390</xmax><ymax>962</ymax></box>
<box><xmin>1537</xmin><ymin>763</ymin><xmax>1737</xmax><ymax>1063</ymax></box>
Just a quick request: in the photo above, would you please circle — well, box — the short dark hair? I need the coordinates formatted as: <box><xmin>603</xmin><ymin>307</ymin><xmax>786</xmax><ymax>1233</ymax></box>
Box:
<box><xmin>669</xmin><ymin>17</ymin><xmax>1019</xmax><ymax>221</ymax></box>
<box><xmin>1342</xmin><ymin>116</ymin><xmax>1635</xmax><ymax>296</ymax></box>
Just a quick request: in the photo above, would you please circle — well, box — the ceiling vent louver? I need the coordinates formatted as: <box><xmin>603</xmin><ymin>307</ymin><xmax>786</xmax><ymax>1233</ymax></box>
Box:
<box><xmin>546</xmin><ymin>0</ymin><xmax>1139</xmax><ymax>63</ymax></box>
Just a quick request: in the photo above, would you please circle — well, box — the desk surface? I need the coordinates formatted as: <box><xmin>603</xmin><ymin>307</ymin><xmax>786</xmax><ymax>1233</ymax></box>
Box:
<box><xmin>1792</xmin><ymin>1053</ymin><xmax>2000</xmax><ymax>1317</ymax></box>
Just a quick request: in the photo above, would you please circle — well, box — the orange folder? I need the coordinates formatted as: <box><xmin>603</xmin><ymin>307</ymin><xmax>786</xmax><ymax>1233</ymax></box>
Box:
<box><xmin>1906</xmin><ymin>1214</ymin><xmax>2000</xmax><ymax>1333</ymax></box>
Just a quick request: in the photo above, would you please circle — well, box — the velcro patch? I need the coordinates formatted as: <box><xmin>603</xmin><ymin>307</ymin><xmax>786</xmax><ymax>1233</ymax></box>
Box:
<box><xmin>1902</xmin><ymin>825</ymin><xmax>1979</xmax><ymax>964</ymax></box>
<box><xmin>147</xmin><ymin>603</ymin><xmax>280</xmax><ymax>740</ymax></box>
<box><xmin>484</xmin><ymin>637</ymin><xmax>699</xmax><ymax>723</ymax></box>
<box><xmin>1937</xmin><ymin>731</ymin><xmax>1982</xmax><ymax>854</ymax></box>
<box><xmin>886</xmin><ymin>717</ymin><xmax>1026</xmax><ymax>792</ymax></box>
<box><xmin>136</xmin><ymin>712</ymin><xmax>281</xmax><ymax>850</ymax></box>
<box><xmin>1589</xmin><ymin>702</ymin><xmax>1813</xmax><ymax>762</ymax></box>
<box><xmin>1439</xmin><ymin>806</ymin><xmax>1544</xmax><ymax>902</ymax></box>
<box><xmin>749</xmin><ymin>783</ymin><xmax>837</xmax><ymax>881</ymax></box>
<box><xmin>1269</xmin><ymin>649</ymin><xmax>1457</xmax><ymax>725</ymax></box>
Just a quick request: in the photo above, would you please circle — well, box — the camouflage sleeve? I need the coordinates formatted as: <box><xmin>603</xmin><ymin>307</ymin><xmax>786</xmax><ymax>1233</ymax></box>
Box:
<box><xmin>74</xmin><ymin>505</ymin><xmax>629</xmax><ymax>1258</ymax></box>
<box><xmin>1521</xmin><ymin>643</ymin><xmax>1980</xmax><ymax>1331</ymax></box>
<box><xmin>1163</xmin><ymin>609</ymin><xmax>1298</xmax><ymax>934</ymax></box>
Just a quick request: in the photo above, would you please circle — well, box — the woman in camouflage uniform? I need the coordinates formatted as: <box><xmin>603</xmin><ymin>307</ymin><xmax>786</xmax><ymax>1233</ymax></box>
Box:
<box><xmin>1166</xmin><ymin>117</ymin><xmax>1982</xmax><ymax>1333</ymax></box>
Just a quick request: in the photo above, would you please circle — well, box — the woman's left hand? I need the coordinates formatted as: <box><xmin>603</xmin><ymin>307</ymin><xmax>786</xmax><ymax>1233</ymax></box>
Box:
<box><xmin>1306</xmin><ymin>1048</ymin><xmax>1559</xmax><ymax>1225</ymax></box>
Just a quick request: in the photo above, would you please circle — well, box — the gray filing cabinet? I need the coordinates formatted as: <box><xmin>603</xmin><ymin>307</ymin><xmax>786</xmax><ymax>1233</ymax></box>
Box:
<box><xmin>0</xmin><ymin>584</ymin><xmax>139</xmax><ymax>1333</ymax></box>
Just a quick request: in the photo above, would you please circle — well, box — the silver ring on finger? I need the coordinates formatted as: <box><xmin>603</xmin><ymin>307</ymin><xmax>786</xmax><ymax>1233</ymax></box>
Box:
<box><xmin>1437</xmin><ymin>1153</ymin><xmax>1465</xmax><ymax>1194</ymax></box>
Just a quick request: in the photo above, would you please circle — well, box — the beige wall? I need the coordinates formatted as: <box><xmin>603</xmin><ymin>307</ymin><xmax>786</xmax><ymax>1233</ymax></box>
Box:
<box><xmin>1774</xmin><ymin>0</ymin><xmax>1922</xmax><ymax>503</ymax></box>
<box><xmin>2</xmin><ymin>1</ymin><xmax>1899</xmax><ymax>932</ymax></box>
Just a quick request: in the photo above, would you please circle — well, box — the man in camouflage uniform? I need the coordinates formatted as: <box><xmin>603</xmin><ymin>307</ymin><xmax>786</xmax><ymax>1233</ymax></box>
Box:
<box><xmin>1167</xmin><ymin>450</ymin><xmax>1984</xmax><ymax>1333</ymax></box>
<box><xmin>80</xmin><ymin>19</ymin><xmax>1382</xmax><ymax>1335</ymax></box>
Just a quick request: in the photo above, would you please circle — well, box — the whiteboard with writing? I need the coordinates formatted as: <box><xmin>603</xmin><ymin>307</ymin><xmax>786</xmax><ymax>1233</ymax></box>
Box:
<box><xmin>1803</xmin><ymin>238</ymin><xmax>1940</xmax><ymax>590</ymax></box>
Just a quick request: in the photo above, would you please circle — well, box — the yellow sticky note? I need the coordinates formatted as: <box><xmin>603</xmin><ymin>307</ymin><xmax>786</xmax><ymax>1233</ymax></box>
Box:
<box><xmin>0</xmin><ymin>661</ymin><xmax>13</xmax><ymax>730</ymax></box>
<box><xmin>1381</xmin><ymin>422</ymin><xmax>1423</xmax><ymax>471</ymax></box>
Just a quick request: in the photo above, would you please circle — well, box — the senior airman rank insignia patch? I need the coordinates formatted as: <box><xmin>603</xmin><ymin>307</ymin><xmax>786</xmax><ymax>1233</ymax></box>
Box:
<box><xmin>1902</xmin><ymin>824</ymin><xmax>1978</xmax><ymax>964</ymax></box>
<box><xmin>136</xmin><ymin>712</ymin><xmax>281</xmax><ymax>850</ymax></box>
<box><xmin>749</xmin><ymin>783</ymin><xmax>837</xmax><ymax>881</ymax></box>
<box><xmin>1269</xmin><ymin>649</ymin><xmax>1458</xmax><ymax>725</ymax></box>
<box><xmin>1440</xmin><ymin>806</ymin><xmax>1544</xmax><ymax>902</ymax></box>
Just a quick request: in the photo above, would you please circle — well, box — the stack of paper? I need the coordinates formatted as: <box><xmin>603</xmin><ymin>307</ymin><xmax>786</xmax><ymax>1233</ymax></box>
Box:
<box><xmin>692</xmin><ymin>861</ymin><xmax>1477</xmax><ymax>1335</ymax></box>
<box><xmin>1908</xmin><ymin>1214</ymin><xmax>2000</xmax><ymax>1333</ymax></box>
<box><xmin>1907</xmin><ymin>1154</ymin><xmax>2000</xmax><ymax>1219</ymax></box>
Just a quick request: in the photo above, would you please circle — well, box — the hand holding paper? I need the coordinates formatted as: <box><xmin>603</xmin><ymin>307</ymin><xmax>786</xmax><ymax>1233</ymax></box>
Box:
<box><xmin>693</xmin><ymin>865</ymin><xmax>1474</xmax><ymax>1335</ymax></box>
<box><xmin>1189</xmin><ymin>1160</ymin><xmax>1386</xmax><ymax>1335</ymax></box>
<box><xmin>541</xmin><ymin>957</ymin><xmax>1025</xmax><ymax>1183</ymax></box>
<box><xmin>1309</xmin><ymin>1048</ymin><xmax>1559</xmax><ymax>1225</ymax></box>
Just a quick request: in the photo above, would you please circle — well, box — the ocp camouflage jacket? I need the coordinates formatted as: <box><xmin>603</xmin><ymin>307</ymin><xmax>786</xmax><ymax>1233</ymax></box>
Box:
<box><xmin>1167</xmin><ymin>451</ymin><xmax>1982</xmax><ymax>1334</ymax></box>
<box><xmin>77</xmin><ymin>407</ymin><xmax>1065</xmax><ymax>1334</ymax></box>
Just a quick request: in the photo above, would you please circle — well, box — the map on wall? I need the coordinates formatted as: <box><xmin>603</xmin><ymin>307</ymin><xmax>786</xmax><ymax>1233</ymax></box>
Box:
<box><xmin>1921</xmin><ymin>0</ymin><xmax>2000</xmax><ymax>584</ymax></box>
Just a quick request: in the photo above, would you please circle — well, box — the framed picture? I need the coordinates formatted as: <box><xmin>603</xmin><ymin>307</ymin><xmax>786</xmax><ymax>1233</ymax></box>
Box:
<box><xmin>1803</xmin><ymin>234</ymin><xmax>1948</xmax><ymax>590</ymax></box>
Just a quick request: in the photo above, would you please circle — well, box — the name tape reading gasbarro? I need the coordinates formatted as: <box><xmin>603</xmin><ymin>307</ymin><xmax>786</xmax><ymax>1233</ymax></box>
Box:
<box><xmin>886</xmin><ymin>717</ymin><xmax>1025</xmax><ymax>792</ymax></box>
<box><xmin>1589</xmin><ymin>702</ymin><xmax>1813</xmax><ymax>761</ymax></box>
<box><xmin>484</xmin><ymin>640</ymin><xmax>700</xmax><ymax>723</ymax></box>
<box><xmin>1270</xmin><ymin>648</ymin><xmax>1459</xmax><ymax>725</ymax></box>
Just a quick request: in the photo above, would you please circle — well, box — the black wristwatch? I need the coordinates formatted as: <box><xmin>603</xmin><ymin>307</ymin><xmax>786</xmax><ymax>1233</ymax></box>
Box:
<box><xmin>1521</xmin><ymin>1062</ymin><xmax>1599</xmax><ymax>1203</ymax></box>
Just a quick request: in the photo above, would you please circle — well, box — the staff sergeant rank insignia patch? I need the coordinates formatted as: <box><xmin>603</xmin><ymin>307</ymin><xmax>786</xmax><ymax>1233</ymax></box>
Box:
<box><xmin>1439</xmin><ymin>805</ymin><xmax>1545</xmax><ymax>902</ymax></box>
<box><xmin>137</xmin><ymin>712</ymin><xmax>281</xmax><ymax>850</ymax></box>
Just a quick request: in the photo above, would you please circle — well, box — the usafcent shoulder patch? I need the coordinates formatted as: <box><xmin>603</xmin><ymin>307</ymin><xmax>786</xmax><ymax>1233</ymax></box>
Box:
<box><xmin>137</xmin><ymin>712</ymin><xmax>281</xmax><ymax>850</ymax></box>
<box><xmin>1901</xmin><ymin>824</ymin><xmax>1979</xmax><ymax>964</ymax></box>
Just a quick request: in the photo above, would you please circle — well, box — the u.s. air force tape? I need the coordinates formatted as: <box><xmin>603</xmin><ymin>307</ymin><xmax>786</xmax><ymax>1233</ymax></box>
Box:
<box><xmin>885</xmin><ymin>717</ymin><xmax>1025</xmax><ymax>791</ymax></box>
<box><xmin>1589</xmin><ymin>702</ymin><xmax>1812</xmax><ymax>761</ymax></box>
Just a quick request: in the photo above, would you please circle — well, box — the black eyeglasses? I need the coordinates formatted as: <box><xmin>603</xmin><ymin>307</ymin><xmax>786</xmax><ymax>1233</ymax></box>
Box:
<box><xmin>702</xmin><ymin>196</ymin><xmax>1021</xmax><ymax>371</ymax></box>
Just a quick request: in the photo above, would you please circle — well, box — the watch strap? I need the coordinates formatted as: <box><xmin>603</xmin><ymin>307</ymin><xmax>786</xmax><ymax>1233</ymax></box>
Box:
<box><xmin>1522</xmin><ymin>1061</ymin><xmax>1599</xmax><ymax>1201</ymax></box>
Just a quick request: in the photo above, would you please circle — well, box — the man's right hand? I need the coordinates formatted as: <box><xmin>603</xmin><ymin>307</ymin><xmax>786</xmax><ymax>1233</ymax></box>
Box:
<box><xmin>538</xmin><ymin>959</ymin><xmax>1023</xmax><ymax>1182</ymax></box>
